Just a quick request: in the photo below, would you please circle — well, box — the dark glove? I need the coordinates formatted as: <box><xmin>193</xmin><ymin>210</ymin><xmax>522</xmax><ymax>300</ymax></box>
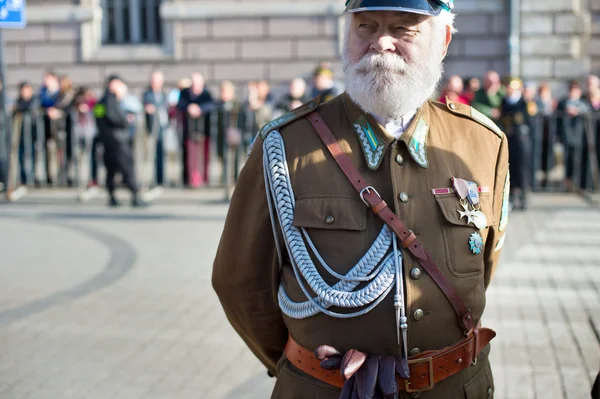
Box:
<box><xmin>315</xmin><ymin>346</ymin><xmax>407</xmax><ymax>399</ymax></box>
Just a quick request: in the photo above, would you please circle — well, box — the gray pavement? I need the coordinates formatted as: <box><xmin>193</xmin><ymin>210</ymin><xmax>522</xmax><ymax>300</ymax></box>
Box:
<box><xmin>0</xmin><ymin>189</ymin><xmax>598</xmax><ymax>399</ymax></box>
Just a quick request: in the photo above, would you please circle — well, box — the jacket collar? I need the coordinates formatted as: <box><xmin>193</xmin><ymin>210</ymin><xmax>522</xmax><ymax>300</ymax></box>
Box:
<box><xmin>342</xmin><ymin>92</ymin><xmax>431</xmax><ymax>170</ymax></box>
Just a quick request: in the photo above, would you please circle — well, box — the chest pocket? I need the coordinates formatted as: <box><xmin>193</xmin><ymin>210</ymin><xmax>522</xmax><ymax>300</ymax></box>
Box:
<box><xmin>434</xmin><ymin>192</ymin><xmax>495</xmax><ymax>277</ymax></box>
<box><xmin>292</xmin><ymin>196</ymin><xmax>368</xmax><ymax>275</ymax></box>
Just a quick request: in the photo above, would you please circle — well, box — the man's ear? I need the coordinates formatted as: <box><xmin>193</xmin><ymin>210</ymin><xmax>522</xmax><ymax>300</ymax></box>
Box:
<box><xmin>442</xmin><ymin>25</ymin><xmax>453</xmax><ymax>57</ymax></box>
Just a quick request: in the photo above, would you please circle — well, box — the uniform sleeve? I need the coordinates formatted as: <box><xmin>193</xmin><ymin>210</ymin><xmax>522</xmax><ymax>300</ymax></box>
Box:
<box><xmin>212</xmin><ymin>138</ymin><xmax>288</xmax><ymax>376</ymax></box>
<box><xmin>483</xmin><ymin>134</ymin><xmax>509</xmax><ymax>289</ymax></box>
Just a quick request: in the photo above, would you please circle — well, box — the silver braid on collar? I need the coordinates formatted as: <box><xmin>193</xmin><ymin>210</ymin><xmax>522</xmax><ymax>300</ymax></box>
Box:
<box><xmin>263</xmin><ymin>131</ymin><xmax>407</xmax><ymax>329</ymax></box>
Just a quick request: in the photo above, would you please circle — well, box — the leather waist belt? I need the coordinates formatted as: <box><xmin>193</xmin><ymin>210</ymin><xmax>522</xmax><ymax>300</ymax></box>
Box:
<box><xmin>284</xmin><ymin>328</ymin><xmax>496</xmax><ymax>393</ymax></box>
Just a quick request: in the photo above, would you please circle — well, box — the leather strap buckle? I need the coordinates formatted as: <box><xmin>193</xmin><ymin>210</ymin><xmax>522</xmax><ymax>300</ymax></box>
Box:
<box><xmin>359</xmin><ymin>186</ymin><xmax>381</xmax><ymax>207</ymax></box>
<box><xmin>405</xmin><ymin>357</ymin><xmax>434</xmax><ymax>393</ymax></box>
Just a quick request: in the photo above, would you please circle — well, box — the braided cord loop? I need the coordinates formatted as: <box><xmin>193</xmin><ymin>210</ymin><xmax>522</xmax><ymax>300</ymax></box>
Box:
<box><xmin>263</xmin><ymin>131</ymin><xmax>402</xmax><ymax>319</ymax></box>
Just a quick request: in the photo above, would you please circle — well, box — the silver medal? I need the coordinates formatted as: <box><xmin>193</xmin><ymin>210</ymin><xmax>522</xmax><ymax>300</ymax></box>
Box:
<box><xmin>471</xmin><ymin>210</ymin><xmax>488</xmax><ymax>230</ymax></box>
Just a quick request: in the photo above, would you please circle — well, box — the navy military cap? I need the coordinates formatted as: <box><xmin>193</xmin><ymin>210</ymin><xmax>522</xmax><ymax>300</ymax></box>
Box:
<box><xmin>344</xmin><ymin>0</ymin><xmax>454</xmax><ymax>16</ymax></box>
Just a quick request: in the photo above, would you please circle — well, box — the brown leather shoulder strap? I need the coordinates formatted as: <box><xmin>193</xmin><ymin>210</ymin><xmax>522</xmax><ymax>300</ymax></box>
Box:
<box><xmin>306</xmin><ymin>111</ymin><xmax>474</xmax><ymax>333</ymax></box>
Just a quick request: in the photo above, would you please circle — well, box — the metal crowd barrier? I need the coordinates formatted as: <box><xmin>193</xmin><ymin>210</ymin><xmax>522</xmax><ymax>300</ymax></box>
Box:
<box><xmin>11</xmin><ymin>106</ymin><xmax>597</xmax><ymax>199</ymax></box>
<box><xmin>527</xmin><ymin>112</ymin><xmax>599</xmax><ymax>193</ymax></box>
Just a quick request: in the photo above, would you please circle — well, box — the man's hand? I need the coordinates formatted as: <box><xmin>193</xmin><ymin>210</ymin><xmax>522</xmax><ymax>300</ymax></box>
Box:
<box><xmin>566</xmin><ymin>105</ymin><xmax>580</xmax><ymax>117</ymax></box>
<box><xmin>491</xmin><ymin>108</ymin><xmax>501</xmax><ymax>120</ymax></box>
<box><xmin>187</xmin><ymin>103</ymin><xmax>202</xmax><ymax>118</ymax></box>
<box><xmin>78</xmin><ymin>103</ymin><xmax>90</xmax><ymax>113</ymax></box>
<box><xmin>127</xmin><ymin>114</ymin><xmax>136</xmax><ymax>123</ymax></box>
<box><xmin>145</xmin><ymin>104</ymin><xmax>156</xmax><ymax>114</ymax></box>
<box><xmin>47</xmin><ymin>107</ymin><xmax>61</xmax><ymax>120</ymax></box>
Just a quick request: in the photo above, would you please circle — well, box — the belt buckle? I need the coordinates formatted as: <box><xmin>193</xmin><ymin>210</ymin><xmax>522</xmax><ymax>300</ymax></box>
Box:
<box><xmin>405</xmin><ymin>357</ymin><xmax>434</xmax><ymax>393</ymax></box>
<box><xmin>359</xmin><ymin>186</ymin><xmax>381</xmax><ymax>207</ymax></box>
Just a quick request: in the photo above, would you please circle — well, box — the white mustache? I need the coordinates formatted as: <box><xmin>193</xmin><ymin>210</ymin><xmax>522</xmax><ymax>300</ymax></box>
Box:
<box><xmin>354</xmin><ymin>52</ymin><xmax>407</xmax><ymax>74</ymax></box>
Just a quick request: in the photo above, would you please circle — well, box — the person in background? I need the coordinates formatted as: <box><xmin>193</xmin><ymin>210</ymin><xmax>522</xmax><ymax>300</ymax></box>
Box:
<box><xmin>216</xmin><ymin>81</ymin><xmax>244</xmax><ymax>199</ymax></box>
<box><xmin>556</xmin><ymin>80</ymin><xmax>591</xmax><ymax>191</ymax></box>
<box><xmin>584</xmin><ymin>74</ymin><xmax>600</xmax><ymax>112</ymax></box>
<box><xmin>500</xmin><ymin>77</ymin><xmax>532</xmax><ymax>210</ymax></box>
<box><xmin>463</xmin><ymin>76</ymin><xmax>480</xmax><ymax>103</ymax></box>
<box><xmin>39</xmin><ymin>70</ymin><xmax>61</xmax><ymax>185</ymax></box>
<box><xmin>94</xmin><ymin>75</ymin><xmax>148</xmax><ymax>208</ymax></box>
<box><xmin>536</xmin><ymin>82</ymin><xmax>556</xmax><ymax>116</ymax></box>
<box><xmin>438</xmin><ymin>74</ymin><xmax>469</xmax><ymax>105</ymax></box>
<box><xmin>274</xmin><ymin>77</ymin><xmax>309</xmax><ymax>117</ymax></box>
<box><xmin>471</xmin><ymin>70</ymin><xmax>504</xmax><ymax>123</ymax></box>
<box><xmin>53</xmin><ymin>75</ymin><xmax>77</xmax><ymax>186</ymax></box>
<box><xmin>311</xmin><ymin>66</ymin><xmax>342</xmax><ymax>102</ymax></box>
<box><xmin>176</xmin><ymin>73</ymin><xmax>216</xmax><ymax>187</ymax></box>
<box><xmin>71</xmin><ymin>87</ymin><xmax>97</xmax><ymax>188</ymax></box>
<box><xmin>12</xmin><ymin>81</ymin><xmax>40</xmax><ymax>187</ymax></box>
<box><xmin>584</xmin><ymin>76</ymin><xmax>600</xmax><ymax>185</ymax></box>
<box><xmin>142</xmin><ymin>70</ymin><xmax>169</xmax><ymax>188</ymax></box>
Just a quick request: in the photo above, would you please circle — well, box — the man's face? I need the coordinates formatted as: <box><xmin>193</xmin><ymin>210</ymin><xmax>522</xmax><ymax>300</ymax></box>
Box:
<box><xmin>220</xmin><ymin>85</ymin><xmax>235</xmax><ymax>102</ymax></box>
<box><xmin>343</xmin><ymin>11</ymin><xmax>450</xmax><ymax>119</ymax></box>
<box><xmin>346</xmin><ymin>11</ymin><xmax>431</xmax><ymax>67</ymax></box>
<box><xmin>483</xmin><ymin>72</ymin><xmax>500</xmax><ymax>91</ymax></box>
<box><xmin>191</xmin><ymin>74</ymin><xmax>204</xmax><ymax>93</ymax></box>
<box><xmin>151</xmin><ymin>72</ymin><xmax>164</xmax><ymax>90</ymax></box>
<box><xmin>569</xmin><ymin>87</ymin><xmax>582</xmax><ymax>100</ymax></box>
<box><xmin>447</xmin><ymin>76</ymin><xmax>463</xmax><ymax>93</ymax></box>
<box><xmin>587</xmin><ymin>75</ymin><xmax>600</xmax><ymax>93</ymax></box>
<box><xmin>110</xmin><ymin>79</ymin><xmax>127</xmax><ymax>99</ymax></box>
<box><xmin>289</xmin><ymin>78</ymin><xmax>306</xmax><ymax>98</ymax></box>
<box><xmin>44</xmin><ymin>74</ymin><xmax>59</xmax><ymax>91</ymax></box>
<box><xmin>21</xmin><ymin>85</ymin><xmax>33</xmax><ymax>100</ymax></box>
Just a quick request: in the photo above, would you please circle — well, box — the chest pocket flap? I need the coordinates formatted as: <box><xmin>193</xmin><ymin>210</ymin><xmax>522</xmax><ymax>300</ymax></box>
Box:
<box><xmin>292</xmin><ymin>196</ymin><xmax>367</xmax><ymax>231</ymax></box>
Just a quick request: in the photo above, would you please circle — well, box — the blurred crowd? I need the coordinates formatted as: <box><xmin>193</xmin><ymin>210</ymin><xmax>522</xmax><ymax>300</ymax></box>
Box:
<box><xmin>439</xmin><ymin>71</ymin><xmax>600</xmax><ymax>209</ymax></box>
<box><xmin>2</xmin><ymin>64</ymin><xmax>599</xmax><ymax>204</ymax></box>
<box><xmin>2</xmin><ymin>62</ymin><xmax>344</xmax><ymax>201</ymax></box>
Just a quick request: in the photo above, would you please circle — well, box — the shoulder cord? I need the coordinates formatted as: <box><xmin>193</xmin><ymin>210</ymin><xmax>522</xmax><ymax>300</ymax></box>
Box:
<box><xmin>262</xmin><ymin>131</ymin><xmax>406</xmax><ymax>321</ymax></box>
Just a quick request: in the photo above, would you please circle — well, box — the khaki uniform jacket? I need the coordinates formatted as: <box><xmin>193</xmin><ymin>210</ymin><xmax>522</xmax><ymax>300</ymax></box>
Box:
<box><xmin>212</xmin><ymin>93</ymin><xmax>510</xmax><ymax>399</ymax></box>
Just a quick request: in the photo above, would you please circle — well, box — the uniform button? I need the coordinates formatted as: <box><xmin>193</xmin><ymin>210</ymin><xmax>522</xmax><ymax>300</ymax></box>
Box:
<box><xmin>413</xmin><ymin>309</ymin><xmax>424</xmax><ymax>321</ymax></box>
<box><xmin>487</xmin><ymin>388</ymin><xmax>493</xmax><ymax>398</ymax></box>
<box><xmin>395</xmin><ymin>154</ymin><xmax>404</xmax><ymax>165</ymax></box>
<box><xmin>325</xmin><ymin>216</ymin><xmax>334</xmax><ymax>225</ymax></box>
<box><xmin>399</xmin><ymin>192</ymin><xmax>409</xmax><ymax>203</ymax></box>
<box><xmin>409</xmin><ymin>348</ymin><xmax>420</xmax><ymax>356</ymax></box>
<box><xmin>308</xmin><ymin>101</ymin><xmax>316</xmax><ymax>109</ymax></box>
<box><xmin>411</xmin><ymin>393</ymin><xmax>422</xmax><ymax>399</ymax></box>
<box><xmin>449</xmin><ymin>103</ymin><xmax>456</xmax><ymax>110</ymax></box>
<box><xmin>410</xmin><ymin>268</ymin><xmax>422</xmax><ymax>280</ymax></box>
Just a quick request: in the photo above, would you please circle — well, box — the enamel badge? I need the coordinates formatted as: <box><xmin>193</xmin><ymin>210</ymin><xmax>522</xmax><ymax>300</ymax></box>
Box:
<box><xmin>469</xmin><ymin>232</ymin><xmax>483</xmax><ymax>255</ymax></box>
<box><xmin>354</xmin><ymin>115</ymin><xmax>386</xmax><ymax>170</ymax></box>
<box><xmin>408</xmin><ymin>118</ymin><xmax>429</xmax><ymax>168</ymax></box>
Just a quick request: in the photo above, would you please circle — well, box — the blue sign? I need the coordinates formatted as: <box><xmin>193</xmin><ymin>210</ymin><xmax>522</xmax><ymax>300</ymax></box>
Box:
<box><xmin>0</xmin><ymin>0</ymin><xmax>26</xmax><ymax>29</ymax></box>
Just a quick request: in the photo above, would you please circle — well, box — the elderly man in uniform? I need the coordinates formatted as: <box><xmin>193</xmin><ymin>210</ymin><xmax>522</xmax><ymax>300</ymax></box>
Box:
<box><xmin>212</xmin><ymin>1</ymin><xmax>509</xmax><ymax>398</ymax></box>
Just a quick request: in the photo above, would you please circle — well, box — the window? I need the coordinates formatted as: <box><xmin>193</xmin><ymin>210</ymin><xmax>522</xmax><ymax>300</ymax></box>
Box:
<box><xmin>102</xmin><ymin>0</ymin><xmax>163</xmax><ymax>45</ymax></box>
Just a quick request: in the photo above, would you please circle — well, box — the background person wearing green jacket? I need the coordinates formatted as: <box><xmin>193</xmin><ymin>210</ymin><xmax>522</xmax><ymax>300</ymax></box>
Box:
<box><xmin>471</xmin><ymin>70</ymin><xmax>505</xmax><ymax>123</ymax></box>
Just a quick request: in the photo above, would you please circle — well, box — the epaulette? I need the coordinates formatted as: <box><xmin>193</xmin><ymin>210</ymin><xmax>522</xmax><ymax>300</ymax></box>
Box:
<box><xmin>258</xmin><ymin>96</ymin><xmax>322</xmax><ymax>140</ymax></box>
<box><xmin>443</xmin><ymin>99</ymin><xmax>504</xmax><ymax>139</ymax></box>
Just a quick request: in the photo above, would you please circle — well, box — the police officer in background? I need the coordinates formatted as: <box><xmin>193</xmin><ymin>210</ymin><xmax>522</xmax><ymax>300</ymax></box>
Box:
<box><xmin>94</xmin><ymin>75</ymin><xmax>148</xmax><ymax>207</ymax></box>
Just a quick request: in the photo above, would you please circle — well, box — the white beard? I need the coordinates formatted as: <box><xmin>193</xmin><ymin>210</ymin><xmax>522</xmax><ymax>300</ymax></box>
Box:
<box><xmin>342</xmin><ymin>36</ymin><xmax>446</xmax><ymax>120</ymax></box>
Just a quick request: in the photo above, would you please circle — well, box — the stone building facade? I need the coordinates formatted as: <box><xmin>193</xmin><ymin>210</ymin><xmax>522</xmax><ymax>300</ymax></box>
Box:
<box><xmin>1</xmin><ymin>0</ymin><xmax>597</xmax><ymax>99</ymax></box>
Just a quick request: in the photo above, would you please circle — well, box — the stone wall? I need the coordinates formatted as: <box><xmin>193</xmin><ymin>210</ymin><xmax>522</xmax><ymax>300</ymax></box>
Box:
<box><xmin>0</xmin><ymin>0</ymin><xmax>592</xmax><ymax>101</ymax></box>
<box><xmin>520</xmin><ymin>0</ymin><xmax>593</xmax><ymax>95</ymax></box>
<box><xmin>592</xmin><ymin>0</ymin><xmax>600</xmax><ymax>75</ymax></box>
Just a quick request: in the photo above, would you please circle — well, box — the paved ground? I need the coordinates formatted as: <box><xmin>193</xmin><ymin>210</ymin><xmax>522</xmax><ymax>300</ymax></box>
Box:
<box><xmin>0</xmin><ymin>189</ymin><xmax>598</xmax><ymax>399</ymax></box>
